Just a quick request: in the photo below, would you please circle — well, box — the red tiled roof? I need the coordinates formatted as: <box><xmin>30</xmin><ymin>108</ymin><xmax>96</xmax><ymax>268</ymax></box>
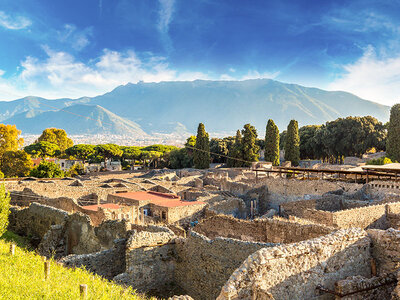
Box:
<box><xmin>114</xmin><ymin>191</ymin><xmax>180</xmax><ymax>201</ymax></box>
<box><xmin>111</xmin><ymin>191</ymin><xmax>205</xmax><ymax>208</ymax></box>
<box><xmin>82</xmin><ymin>203</ymin><xmax>121</xmax><ymax>211</ymax></box>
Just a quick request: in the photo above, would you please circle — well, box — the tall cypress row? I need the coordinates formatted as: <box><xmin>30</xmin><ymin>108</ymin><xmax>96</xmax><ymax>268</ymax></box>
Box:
<box><xmin>193</xmin><ymin>123</ymin><xmax>210</xmax><ymax>169</ymax></box>
<box><xmin>285</xmin><ymin>120</ymin><xmax>300</xmax><ymax>166</ymax></box>
<box><xmin>387</xmin><ymin>104</ymin><xmax>400</xmax><ymax>162</ymax></box>
<box><xmin>227</xmin><ymin>130</ymin><xmax>244</xmax><ymax>167</ymax></box>
<box><xmin>241</xmin><ymin>123</ymin><xmax>260</xmax><ymax>167</ymax></box>
<box><xmin>264</xmin><ymin>119</ymin><xmax>280</xmax><ymax>166</ymax></box>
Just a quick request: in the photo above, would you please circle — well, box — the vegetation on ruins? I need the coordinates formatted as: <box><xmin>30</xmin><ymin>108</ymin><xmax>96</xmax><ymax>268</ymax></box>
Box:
<box><xmin>0</xmin><ymin>184</ymin><xmax>10</xmax><ymax>237</ymax></box>
<box><xmin>193</xmin><ymin>123</ymin><xmax>210</xmax><ymax>169</ymax></box>
<box><xmin>227</xmin><ymin>130</ymin><xmax>244</xmax><ymax>167</ymax></box>
<box><xmin>0</xmin><ymin>124</ymin><xmax>24</xmax><ymax>159</ymax></box>
<box><xmin>24</xmin><ymin>141</ymin><xmax>61</xmax><ymax>158</ymax></box>
<box><xmin>264</xmin><ymin>119</ymin><xmax>280</xmax><ymax>166</ymax></box>
<box><xmin>241</xmin><ymin>124</ymin><xmax>260</xmax><ymax>167</ymax></box>
<box><xmin>366</xmin><ymin>157</ymin><xmax>393</xmax><ymax>165</ymax></box>
<box><xmin>0</xmin><ymin>237</ymin><xmax>147</xmax><ymax>299</ymax></box>
<box><xmin>0</xmin><ymin>150</ymin><xmax>32</xmax><ymax>177</ymax></box>
<box><xmin>37</xmin><ymin>128</ymin><xmax>74</xmax><ymax>152</ymax></box>
<box><xmin>387</xmin><ymin>104</ymin><xmax>400</xmax><ymax>162</ymax></box>
<box><xmin>285</xmin><ymin>120</ymin><xmax>300</xmax><ymax>166</ymax></box>
<box><xmin>30</xmin><ymin>161</ymin><xmax>64</xmax><ymax>178</ymax></box>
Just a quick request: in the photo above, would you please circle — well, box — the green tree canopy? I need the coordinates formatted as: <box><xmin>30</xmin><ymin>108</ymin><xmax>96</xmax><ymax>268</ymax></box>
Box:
<box><xmin>1</xmin><ymin>150</ymin><xmax>32</xmax><ymax>177</ymax></box>
<box><xmin>227</xmin><ymin>130</ymin><xmax>244</xmax><ymax>167</ymax></box>
<box><xmin>210</xmin><ymin>138</ymin><xmax>229</xmax><ymax>163</ymax></box>
<box><xmin>264</xmin><ymin>119</ymin><xmax>280</xmax><ymax>166</ymax></box>
<box><xmin>65</xmin><ymin>144</ymin><xmax>96</xmax><ymax>163</ymax></box>
<box><xmin>299</xmin><ymin>125</ymin><xmax>321</xmax><ymax>159</ymax></box>
<box><xmin>24</xmin><ymin>141</ymin><xmax>61</xmax><ymax>158</ymax></box>
<box><xmin>285</xmin><ymin>120</ymin><xmax>300</xmax><ymax>166</ymax></box>
<box><xmin>241</xmin><ymin>123</ymin><xmax>260</xmax><ymax>167</ymax></box>
<box><xmin>30</xmin><ymin>161</ymin><xmax>64</xmax><ymax>178</ymax></box>
<box><xmin>37</xmin><ymin>128</ymin><xmax>73</xmax><ymax>152</ymax></box>
<box><xmin>387</xmin><ymin>104</ymin><xmax>400</xmax><ymax>161</ymax></box>
<box><xmin>95</xmin><ymin>144</ymin><xmax>123</xmax><ymax>164</ymax></box>
<box><xmin>193</xmin><ymin>123</ymin><xmax>210</xmax><ymax>169</ymax></box>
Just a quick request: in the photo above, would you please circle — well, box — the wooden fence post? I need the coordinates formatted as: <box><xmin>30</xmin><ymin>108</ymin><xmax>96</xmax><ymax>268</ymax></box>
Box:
<box><xmin>9</xmin><ymin>243</ymin><xmax>15</xmax><ymax>255</ymax></box>
<box><xmin>44</xmin><ymin>260</ymin><xmax>50</xmax><ymax>280</ymax></box>
<box><xmin>80</xmin><ymin>284</ymin><xmax>88</xmax><ymax>299</ymax></box>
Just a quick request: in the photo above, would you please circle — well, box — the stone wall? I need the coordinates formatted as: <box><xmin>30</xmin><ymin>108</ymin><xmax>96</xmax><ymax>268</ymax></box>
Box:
<box><xmin>174</xmin><ymin>231</ymin><xmax>276</xmax><ymax>300</ymax></box>
<box><xmin>60</xmin><ymin>238</ymin><xmax>126</xmax><ymax>280</ymax></box>
<box><xmin>8</xmin><ymin>203</ymin><xmax>68</xmax><ymax>241</ymax></box>
<box><xmin>194</xmin><ymin>215</ymin><xmax>334</xmax><ymax>244</ymax></box>
<box><xmin>368</xmin><ymin>228</ymin><xmax>400</xmax><ymax>276</ymax></box>
<box><xmin>114</xmin><ymin>229</ymin><xmax>177</xmax><ymax>295</ymax></box>
<box><xmin>217</xmin><ymin>228</ymin><xmax>371</xmax><ymax>300</ymax></box>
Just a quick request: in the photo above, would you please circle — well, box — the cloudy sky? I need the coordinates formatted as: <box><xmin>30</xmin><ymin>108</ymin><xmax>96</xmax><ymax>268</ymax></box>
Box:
<box><xmin>0</xmin><ymin>0</ymin><xmax>399</xmax><ymax>105</ymax></box>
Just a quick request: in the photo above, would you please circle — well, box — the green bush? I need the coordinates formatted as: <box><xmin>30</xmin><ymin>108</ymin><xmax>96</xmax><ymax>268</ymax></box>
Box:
<box><xmin>66</xmin><ymin>163</ymin><xmax>85</xmax><ymax>177</ymax></box>
<box><xmin>0</xmin><ymin>183</ymin><xmax>10</xmax><ymax>237</ymax></box>
<box><xmin>366</xmin><ymin>157</ymin><xmax>393</xmax><ymax>165</ymax></box>
<box><xmin>0</xmin><ymin>171</ymin><xmax>3</xmax><ymax>179</ymax></box>
<box><xmin>30</xmin><ymin>161</ymin><xmax>64</xmax><ymax>178</ymax></box>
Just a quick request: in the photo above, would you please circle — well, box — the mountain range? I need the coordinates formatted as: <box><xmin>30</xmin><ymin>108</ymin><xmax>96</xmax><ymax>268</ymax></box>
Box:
<box><xmin>0</xmin><ymin>79</ymin><xmax>391</xmax><ymax>138</ymax></box>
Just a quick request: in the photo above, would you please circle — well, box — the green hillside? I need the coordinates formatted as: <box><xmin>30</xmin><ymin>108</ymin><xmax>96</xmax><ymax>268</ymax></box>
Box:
<box><xmin>0</xmin><ymin>234</ymin><xmax>148</xmax><ymax>300</ymax></box>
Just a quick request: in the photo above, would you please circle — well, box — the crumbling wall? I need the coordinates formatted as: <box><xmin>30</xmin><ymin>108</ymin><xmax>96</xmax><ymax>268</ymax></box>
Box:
<box><xmin>114</xmin><ymin>229</ymin><xmax>177</xmax><ymax>295</ymax></box>
<box><xmin>194</xmin><ymin>215</ymin><xmax>334</xmax><ymax>244</ymax></box>
<box><xmin>217</xmin><ymin>228</ymin><xmax>371</xmax><ymax>300</ymax></box>
<box><xmin>61</xmin><ymin>239</ymin><xmax>126</xmax><ymax>280</ymax></box>
<box><xmin>8</xmin><ymin>203</ymin><xmax>67</xmax><ymax>241</ymax></box>
<box><xmin>174</xmin><ymin>231</ymin><xmax>276</xmax><ymax>300</ymax></box>
<box><xmin>334</xmin><ymin>273</ymin><xmax>397</xmax><ymax>300</ymax></box>
<box><xmin>167</xmin><ymin>202</ymin><xmax>207</xmax><ymax>223</ymax></box>
<box><xmin>368</xmin><ymin>228</ymin><xmax>400</xmax><ymax>275</ymax></box>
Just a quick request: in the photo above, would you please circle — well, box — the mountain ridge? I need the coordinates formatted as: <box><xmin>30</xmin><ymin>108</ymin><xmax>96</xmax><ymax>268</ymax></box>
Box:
<box><xmin>0</xmin><ymin>79</ymin><xmax>390</xmax><ymax>136</ymax></box>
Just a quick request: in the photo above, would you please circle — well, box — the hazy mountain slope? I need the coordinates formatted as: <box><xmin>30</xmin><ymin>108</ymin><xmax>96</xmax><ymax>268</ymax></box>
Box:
<box><xmin>0</xmin><ymin>96</ymin><xmax>91</xmax><ymax>122</ymax></box>
<box><xmin>90</xmin><ymin>79</ymin><xmax>390</xmax><ymax>132</ymax></box>
<box><xmin>0</xmin><ymin>79</ymin><xmax>390</xmax><ymax>135</ymax></box>
<box><xmin>3</xmin><ymin>104</ymin><xmax>147</xmax><ymax>136</ymax></box>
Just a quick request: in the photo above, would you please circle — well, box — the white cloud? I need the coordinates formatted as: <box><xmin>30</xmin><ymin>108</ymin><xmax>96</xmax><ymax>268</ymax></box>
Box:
<box><xmin>158</xmin><ymin>0</ymin><xmax>175</xmax><ymax>33</ymax></box>
<box><xmin>0</xmin><ymin>11</ymin><xmax>31</xmax><ymax>30</ymax></box>
<box><xmin>0</xmin><ymin>70</ymin><xmax>5</xmax><ymax>76</ymax></box>
<box><xmin>329</xmin><ymin>45</ymin><xmax>400</xmax><ymax>105</ymax></box>
<box><xmin>57</xmin><ymin>24</ymin><xmax>92</xmax><ymax>51</ymax></box>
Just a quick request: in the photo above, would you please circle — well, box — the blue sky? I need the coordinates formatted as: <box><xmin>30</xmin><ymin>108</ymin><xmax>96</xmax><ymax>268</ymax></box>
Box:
<box><xmin>0</xmin><ymin>0</ymin><xmax>399</xmax><ymax>105</ymax></box>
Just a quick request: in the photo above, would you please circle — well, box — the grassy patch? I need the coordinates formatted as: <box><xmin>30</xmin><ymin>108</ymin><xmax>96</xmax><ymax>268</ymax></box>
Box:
<box><xmin>1</xmin><ymin>230</ymin><xmax>31</xmax><ymax>249</ymax></box>
<box><xmin>0</xmin><ymin>237</ymin><xmax>149</xmax><ymax>299</ymax></box>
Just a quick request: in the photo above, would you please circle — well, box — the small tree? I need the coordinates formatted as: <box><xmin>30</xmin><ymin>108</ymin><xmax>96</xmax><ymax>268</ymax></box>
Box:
<box><xmin>65</xmin><ymin>144</ymin><xmax>96</xmax><ymax>163</ymax></box>
<box><xmin>285</xmin><ymin>120</ymin><xmax>300</xmax><ymax>166</ymax></box>
<box><xmin>0</xmin><ymin>183</ymin><xmax>10</xmax><ymax>236</ymax></box>
<box><xmin>37</xmin><ymin>128</ymin><xmax>73</xmax><ymax>152</ymax></box>
<box><xmin>193</xmin><ymin>123</ymin><xmax>210</xmax><ymax>169</ymax></box>
<box><xmin>24</xmin><ymin>141</ymin><xmax>61</xmax><ymax>158</ymax></box>
<box><xmin>30</xmin><ymin>161</ymin><xmax>64</xmax><ymax>178</ymax></box>
<box><xmin>387</xmin><ymin>104</ymin><xmax>400</xmax><ymax>162</ymax></box>
<box><xmin>264</xmin><ymin>119</ymin><xmax>280</xmax><ymax>166</ymax></box>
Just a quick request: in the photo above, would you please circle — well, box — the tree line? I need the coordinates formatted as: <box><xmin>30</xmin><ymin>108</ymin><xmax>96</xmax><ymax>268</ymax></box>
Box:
<box><xmin>1</xmin><ymin>103</ymin><xmax>400</xmax><ymax>177</ymax></box>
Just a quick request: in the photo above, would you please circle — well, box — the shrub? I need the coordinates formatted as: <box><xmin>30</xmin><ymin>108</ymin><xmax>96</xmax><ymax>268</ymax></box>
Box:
<box><xmin>66</xmin><ymin>163</ymin><xmax>85</xmax><ymax>177</ymax></box>
<box><xmin>0</xmin><ymin>183</ymin><xmax>10</xmax><ymax>237</ymax></box>
<box><xmin>366</xmin><ymin>157</ymin><xmax>393</xmax><ymax>165</ymax></box>
<box><xmin>30</xmin><ymin>161</ymin><xmax>64</xmax><ymax>178</ymax></box>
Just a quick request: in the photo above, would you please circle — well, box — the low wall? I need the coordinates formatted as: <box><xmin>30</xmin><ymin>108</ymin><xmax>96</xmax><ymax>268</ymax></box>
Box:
<box><xmin>174</xmin><ymin>231</ymin><xmax>277</xmax><ymax>300</ymax></box>
<box><xmin>217</xmin><ymin>228</ymin><xmax>371</xmax><ymax>300</ymax></box>
<box><xmin>194</xmin><ymin>215</ymin><xmax>334</xmax><ymax>244</ymax></box>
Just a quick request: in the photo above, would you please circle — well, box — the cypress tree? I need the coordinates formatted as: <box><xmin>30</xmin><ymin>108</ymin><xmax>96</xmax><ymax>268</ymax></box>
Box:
<box><xmin>193</xmin><ymin>123</ymin><xmax>210</xmax><ymax>169</ymax></box>
<box><xmin>285</xmin><ymin>120</ymin><xmax>300</xmax><ymax>166</ymax></box>
<box><xmin>264</xmin><ymin>119</ymin><xmax>280</xmax><ymax>166</ymax></box>
<box><xmin>241</xmin><ymin>124</ymin><xmax>260</xmax><ymax>167</ymax></box>
<box><xmin>227</xmin><ymin>130</ymin><xmax>244</xmax><ymax>167</ymax></box>
<box><xmin>387</xmin><ymin>104</ymin><xmax>400</xmax><ymax>162</ymax></box>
